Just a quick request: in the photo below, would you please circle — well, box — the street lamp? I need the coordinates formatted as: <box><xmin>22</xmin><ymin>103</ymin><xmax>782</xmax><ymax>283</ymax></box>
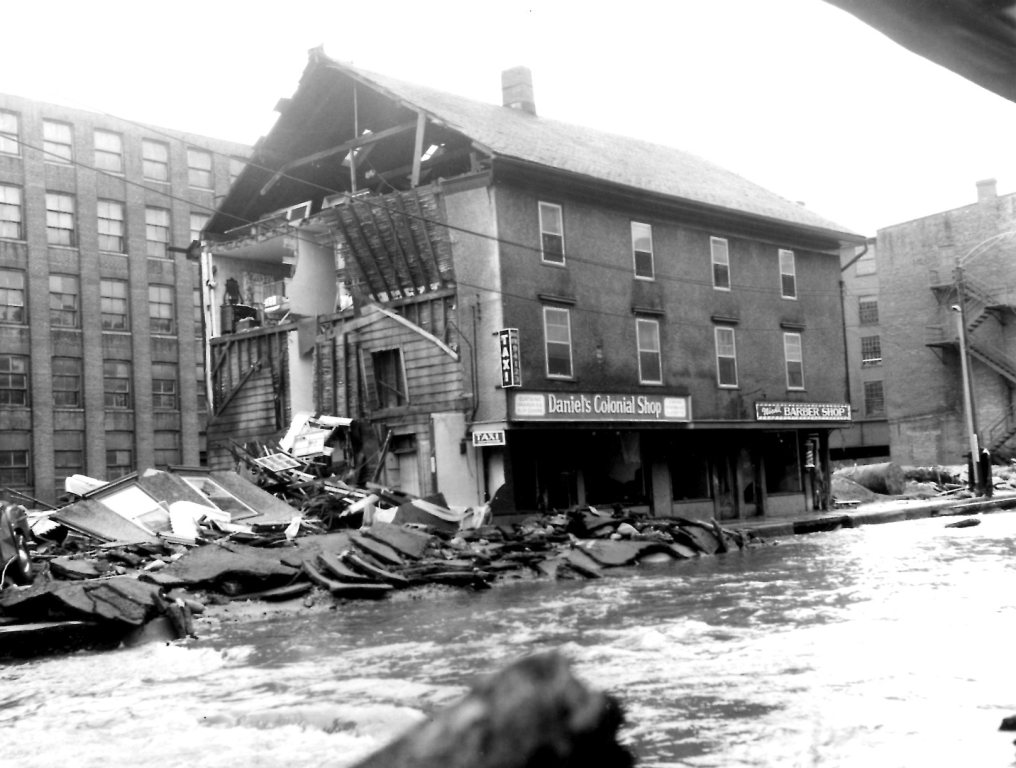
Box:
<box><xmin>951</xmin><ymin>303</ymin><xmax>980</xmax><ymax>490</ymax></box>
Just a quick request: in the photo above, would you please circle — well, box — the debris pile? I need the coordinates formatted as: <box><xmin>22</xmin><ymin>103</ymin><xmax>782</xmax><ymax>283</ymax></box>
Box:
<box><xmin>1</xmin><ymin>461</ymin><xmax>759</xmax><ymax>658</ymax></box>
<box><xmin>831</xmin><ymin>462</ymin><xmax>1016</xmax><ymax>505</ymax></box>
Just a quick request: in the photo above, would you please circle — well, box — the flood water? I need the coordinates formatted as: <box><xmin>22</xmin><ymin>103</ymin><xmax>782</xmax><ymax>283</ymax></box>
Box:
<box><xmin>4</xmin><ymin>512</ymin><xmax>1016</xmax><ymax>767</ymax></box>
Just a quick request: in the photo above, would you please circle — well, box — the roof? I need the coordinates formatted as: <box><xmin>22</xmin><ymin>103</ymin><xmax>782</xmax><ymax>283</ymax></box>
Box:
<box><xmin>338</xmin><ymin>60</ymin><xmax>857</xmax><ymax>238</ymax></box>
<box><xmin>210</xmin><ymin>50</ymin><xmax>860</xmax><ymax>243</ymax></box>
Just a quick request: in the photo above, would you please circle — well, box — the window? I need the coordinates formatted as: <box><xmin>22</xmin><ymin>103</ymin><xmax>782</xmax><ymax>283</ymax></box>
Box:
<box><xmin>631</xmin><ymin>221</ymin><xmax>654</xmax><ymax>279</ymax></box>
<box><xmin>0</xmin><ymin>111</ymin><xmax>18</xmax><ymax>155</ymax></box>
<box><xmin>149</xmin><ymin>284</ymin><xmax>175</xmax><ymax>334</ymax></box>
<box><xmin>145</xmin><ymin>207</ymin><xmax>170</xmax><ymax>258</ymax></box>
<box><xmin>142</xmin><ymin>139</ymin><xmax>169</xmax><ymax>181</ymax></box>
<box><xmin>543</xmin><ymin>306</ymin><xmax>573</xmax><ymax>378</ymax></box>
<box><xmin>715</xmin><ymin>326</ymin><xmax>738</xmax><ymax>387</ymax></box>
<box><xmin>711</xmin><ymin>236</ymin><xmax>730</xmax><ymax>290</ymax></box>
<box><xmin>187</xmin><ymin>148</ymin><xmax>213</xmax><ymax>188</ymax></box>
<box><xmin>0</xmin><ymin>432</ymin><xmax>30</xmax><ymax>487</ymax></box>
<box><xmin>97</xmin><ymin>199</ymin><xmax>125</xmax><ymax>252</ymax></box>
<box><xmin>49</xmin><ymin>274</ymin><xmax>80</xmax><ymax>328</ymax></box>
<box><xmin>104</xmin><ymin>360</ymin><xmax>132</xmax><ymax>408</ymax></box>
<box><xmin>855</xmin><ymin>248</ymin><xmax>876</xmax><ymax>276</ymax></box>
<box><xmin>54</xmin><ymin>430</ymin><xmax>84</xmax><ymax>495</ymax></box>
<box><xmin>189</xmin><ymin>212</ymin><xmax>209</xmax><ymax>243</ymax></box>
<box><xmin>46</xmin><ymin>192</ymin><xmax>76</xmax><ymax>246</ymax></box>
<box><xmin>779</xmin><ymin>249</ymin><xmax>797</xmax><ymax>299</ymax></box>
<box><xmin>105</xmin><ymin>431</ymin><xmax>133</xmax><ymax>479</ymax></box>
<box><xmin>100</xmin><ymin>278</ymin><xmax>129</xmax><ymax>330</ymax></box>
<box><xmin>0</xmin><ymin>355</ymin><xmax>29</xmax><ymax>406</ymax></box>
<box><xmin>0</xmin><ymin>184</ymin><xmax>22</xmax><ymax>239</ymax></box>
<box><xmin>539</xmin><ymin>202</ymin><xmax>564</xmax><ymax>264</ymax></box>
<box><xmin>154</xmin><ymin>431</ymin><xmax>181</xmax><ymax>466</ymax></box>
<box><xmin>636</xmin><ymin>317</ymin><xmax>662</xmax><ymax>384</ymax></box>
<box><xmin>52</xmin><ymin>357</ymin><xmax>82</xmax><ymax>407</ymax></box>
<box><xmin>864</xmin><ymin>380</ymin><xmax>885</xmax><ymax>416</ymax></box>
<box><xmin>371</xmin><ymin>349</ymin><xmax>406</xmax><ymax>409</ymax></box>
<box><xmin>93</xmin><ymin>130</ymin><xmax>123</xmax><ymax>173</ymax></box>
<box><xmin>784</xmin><ymin>332</ymin><xmax>804</xmax><ymax>390</ymax></box>
<box><xmin>861</xmin><ymin>335</ymin><xmax>882</xmax><ymax>366</ymax></box>
<box><xmin>858</xmin><ymin>296</ymin><xmax>879</xmax><ymax>325</ymax></box>
<box><xmin>152</xmin><ymin>362</ymin><xmax>178</xmax><ymax>409</ymax></box>
<box><xmin>43</xmin><ymin>120</ymin><xmax>73</xmax><ymax>163</ymax></box>
<box><xmin>0</xmin><ymin>268</ymin><xmax>26</xmax><ymax>323</ymax></box>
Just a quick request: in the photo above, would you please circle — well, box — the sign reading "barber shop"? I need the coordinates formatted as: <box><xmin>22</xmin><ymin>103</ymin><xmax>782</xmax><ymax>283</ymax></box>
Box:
<box><xmin>755</xmin><ymin>401</ymin><xmax>851</xmax><ymax>422</ymax></box>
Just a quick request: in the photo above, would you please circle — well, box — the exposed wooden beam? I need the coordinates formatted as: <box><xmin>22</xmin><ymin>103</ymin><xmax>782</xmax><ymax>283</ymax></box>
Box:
<box><xmin>411</xmin><ymin>111</ymin><xmax>426</xmax><ymax>188</ymax></box>
<box><xmin>259</xmin><ymin>121</ymin><xmax>418</xmax><ymax>196</ymax></box>
<box><xmin>346</xmin><ymin>203</ymin><xmax>397</xmax><ymax>300</ymax></box>
<box><xmin>333</xmin><ymin>211</ymin><xmax>392</xmax><ymax>302</ymax></box>
<box><xmin>394</xmin><ymin>193</ymin><xmax>434</xmax><ymax>288</ymax></box>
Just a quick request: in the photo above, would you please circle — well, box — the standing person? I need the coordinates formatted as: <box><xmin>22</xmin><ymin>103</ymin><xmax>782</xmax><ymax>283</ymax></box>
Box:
<box><xmin>979</xmin><ymin>448</ymin><xmax>993</xmax><ymax>497</ymax></box>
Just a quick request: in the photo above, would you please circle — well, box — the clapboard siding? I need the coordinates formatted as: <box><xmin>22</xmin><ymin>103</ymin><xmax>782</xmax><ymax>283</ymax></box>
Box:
<box><xmin>207</xmin><ymin>325</ymin><xmax>291</xmax><ymax>469</ymax></box>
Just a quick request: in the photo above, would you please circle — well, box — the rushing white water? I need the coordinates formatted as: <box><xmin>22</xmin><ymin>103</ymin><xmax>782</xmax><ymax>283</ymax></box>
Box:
<box><xmin>4</xmin><ymin>512</ymin><xmax>1016</xmax><ymax>767</ymax></box>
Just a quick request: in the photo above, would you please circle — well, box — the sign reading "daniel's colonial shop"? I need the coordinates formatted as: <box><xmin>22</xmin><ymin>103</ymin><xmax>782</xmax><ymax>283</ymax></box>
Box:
<box><xmin>755</xmin><ymin>401</ymin><xmax>851</xmax><ymax>422</ymax></box>
<box><xmin>509</xmin><ymin>392</ymin><xmax>691</xmax><ymax>422</ymax></box>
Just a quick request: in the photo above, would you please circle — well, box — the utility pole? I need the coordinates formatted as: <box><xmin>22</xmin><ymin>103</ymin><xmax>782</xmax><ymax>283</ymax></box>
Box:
<box><xmin>952</xmin><ymin>298</ymin><xmax>980</xmax><ymax>491</ymax></box>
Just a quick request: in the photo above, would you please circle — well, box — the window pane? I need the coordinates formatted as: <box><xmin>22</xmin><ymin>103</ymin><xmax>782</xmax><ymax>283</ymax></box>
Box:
<box><xmin>632</xmin><ymin>222</ymin><xmax>653</xmax><ymax>279</ymax></box>
<box><xmin>715</xmin><ymin>327</ymin><xmax>737</xmax><ymax>386</ymax></box>
<box><xmin>187</xmin><ymin>148</ymin><xmax>213</xmax><ymax>188</ymax></box>
<box><xmin>0</xmin><ymin>268</ymin><xmax>25</xmax><ymax>323</ymax></box>
<box><xmin>711</xmin><ymin>237</ymin><xmax>730</xmax><ymax>289</ymax></box>
<box><xmin>46</xmin><ymin>193</ymin><xmax>76</xmax><ymax>246</ymax></box>
<box><xmin>97</xmin><ymin>199</ymin><xmax>125</xmax><ymax>252</ymax></box>
<box><xmin>146</xmin><ymin>207</ymin><xmax>170</xmax><ymax>258</ymax></box>
<box><xmin>104</xmin><ymin>360</ymin><xmax>132</xmax><ymax>408</ymax></box>
<box><xmin>0</xmin><ymin>354</ymin><xmax>29</xmax><ymax>405</ymax></box>
<box><xmin>143</xmin><ymin>140</ymin><xmax>169</xmax><ymax>181</ymax></box>
<box><xmin>49</xmin><ymin>274</ymin><xmax>79</xmax><ymax>327</ymax></box>
<box><xmin>100</xmin><ymin>279</ymin><xmax>129</xmax><ymax>330</ymax></box>
<box><xmin>864</xmin><ymin>380</ymin><xmax>885</xmax><ymax>415</ymax></box>
<box><xmin>43</xmin><ymin>120</ymin><xmax>72</xmax><ymax>163</ymax></box>
<box><xmin>0</xmin><ymin>111</ymin><xmax>19</xmax><ymax>155</ymax></box>
<box><xmin>637</xmin><ymin>318</ymin><xmax>661</xmax><ymax>384</ymax></box>
<box><xmin>0</xmin><ymin>184</ymin><xmax>22</xmax><ymax>240</ymax></box>
<box><xmin>53</xmin><ymin>357</ymin><xmax>82</xmax><ymax>407</ymax></box>
<box><xmin>94</xmin><ymin>130</ymin><xmax>123</xmax><ymax>173</ymax></box>
<box><xmin>861</xmin><ymin>335</ymin><xmax>882</xmax><ymax>365</ymax></box>
<box><xmin>539</xmin><ymin>202</ymin><xmax>564</xmax><ymax>264</ymax></box>
<box><xmin>779</xmin><ymin>249</ymin><xmax>796</xmax><ymax>298</ymax></box>
<box><xmin>544</xmin><ymin>307</ymin><xmax>572</xmax><ymax>377</ymax></box>
<box><xmin>858</xmin><ymin>297</ymin><xmax>879</xmax><ymax>325</ymax></box>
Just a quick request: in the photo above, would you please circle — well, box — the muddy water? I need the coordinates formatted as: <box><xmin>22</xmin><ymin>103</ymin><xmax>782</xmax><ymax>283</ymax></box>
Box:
<box><xmin>4</xmin><ymin>512</ymin><xmax>1016</xmax><ymax>767</ymax></box>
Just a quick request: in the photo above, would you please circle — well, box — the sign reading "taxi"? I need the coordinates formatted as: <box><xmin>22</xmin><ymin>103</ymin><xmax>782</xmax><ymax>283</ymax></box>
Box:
<box><xmin>471</xmin><ymin>430</ymin><xmax>506</xmax><ymax>447</ymax></box>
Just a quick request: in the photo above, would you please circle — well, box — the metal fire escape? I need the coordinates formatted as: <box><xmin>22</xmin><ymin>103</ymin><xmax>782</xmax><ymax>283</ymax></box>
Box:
<box><xmin>926</xmin><ymin>266</ymin><xmax>1016</xmax><ymax>456</ymax></box>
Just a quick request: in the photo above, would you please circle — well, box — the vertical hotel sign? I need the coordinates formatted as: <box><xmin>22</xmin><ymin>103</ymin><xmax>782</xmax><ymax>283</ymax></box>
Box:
<box><xmin>498</xmin><ymin>328</ymin><xmax>521</xmax><ymax>388</ymax></box>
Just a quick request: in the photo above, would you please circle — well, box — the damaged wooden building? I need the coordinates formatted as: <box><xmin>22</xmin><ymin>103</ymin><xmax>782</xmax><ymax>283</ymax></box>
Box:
<box><xmin>201</xmin><ymin>48</ymin><xmax>864</xmax><ymax>520</ymax></box>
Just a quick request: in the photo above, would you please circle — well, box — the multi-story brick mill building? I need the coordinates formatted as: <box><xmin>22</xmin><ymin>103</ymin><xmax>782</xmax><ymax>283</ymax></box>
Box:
<box><xmin>0</xmin><ymin>94</ymin><xmax>249</xmax><ymax>505</ymax></box>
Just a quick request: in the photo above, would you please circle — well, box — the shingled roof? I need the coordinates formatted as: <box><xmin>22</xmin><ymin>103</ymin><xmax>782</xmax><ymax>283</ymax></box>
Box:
<box><xmin>210</xmin><ymin>51</ymin><xmax>859</xmax><ymax>243</ymax></box>
<box><xmin>329</xmin><ymin>58</ymin><xmax>858</xmax><ymax>240</ymax></box>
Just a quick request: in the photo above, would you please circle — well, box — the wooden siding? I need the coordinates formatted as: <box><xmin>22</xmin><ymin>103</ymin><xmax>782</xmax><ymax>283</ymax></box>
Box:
<box><xmin>207</xmin><ymin>325</ymin><xmax>291</xmax><ymax>469</ymax></box>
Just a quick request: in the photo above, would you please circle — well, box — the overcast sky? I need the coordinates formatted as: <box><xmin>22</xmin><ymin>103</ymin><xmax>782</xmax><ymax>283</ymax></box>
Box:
<box><xmin>5</xmin><ymin>0</ymin><xmax>1015</xmax><ymax>236</ymax></box>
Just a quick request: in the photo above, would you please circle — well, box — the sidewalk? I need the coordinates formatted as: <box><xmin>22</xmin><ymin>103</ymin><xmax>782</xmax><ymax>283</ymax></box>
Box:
<box><xmin>725</xmin><ymin>490</ymin><xmax>1016</xmax><ymax>538</ymax></box>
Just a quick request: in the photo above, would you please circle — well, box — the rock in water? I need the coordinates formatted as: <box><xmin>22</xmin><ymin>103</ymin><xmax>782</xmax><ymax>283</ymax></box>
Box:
<box><xmin>351</xmin><ymin>651</ymin><xmax>633</xmax><ymax>768</ymax></box>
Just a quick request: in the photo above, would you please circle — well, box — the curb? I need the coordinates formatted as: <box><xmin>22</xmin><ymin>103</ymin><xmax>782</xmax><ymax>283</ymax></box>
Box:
<box><xmin>728</xmin><ymin>494</ymin><xmax>1016</xmax><ymax>540</ymax></box>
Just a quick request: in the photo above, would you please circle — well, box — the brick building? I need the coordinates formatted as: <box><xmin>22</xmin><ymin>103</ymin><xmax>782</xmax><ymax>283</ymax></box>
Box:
<box><xmin>871</xmin><ymin>180</ymin><xmax>1016</xmax><ymax>466</ymax></box>
<box><xmin>203</xmin><ymin>50</ymin><xmax>863</xmax><ymax>520</ymax></box>
<box><xmin>0</xmin><ymin>94</ymin><xmax>249</xmax><ymax>505</ymax></box>
<box><xmin>832</xmin><ymin>239</ymin><xmax>890</xmax><ymax>460</ymax></box>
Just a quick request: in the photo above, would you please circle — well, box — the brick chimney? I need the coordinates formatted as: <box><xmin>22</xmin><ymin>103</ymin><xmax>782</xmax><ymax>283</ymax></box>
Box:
<box><xmin>501</xmin><ymin>66</ymin><xmax>536</xmax><ymax>115</ymax></box>
<box><xmin>976</xmin><ymin>178</ymin><xmax>997</xmax><ymax>203</ymax></box>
